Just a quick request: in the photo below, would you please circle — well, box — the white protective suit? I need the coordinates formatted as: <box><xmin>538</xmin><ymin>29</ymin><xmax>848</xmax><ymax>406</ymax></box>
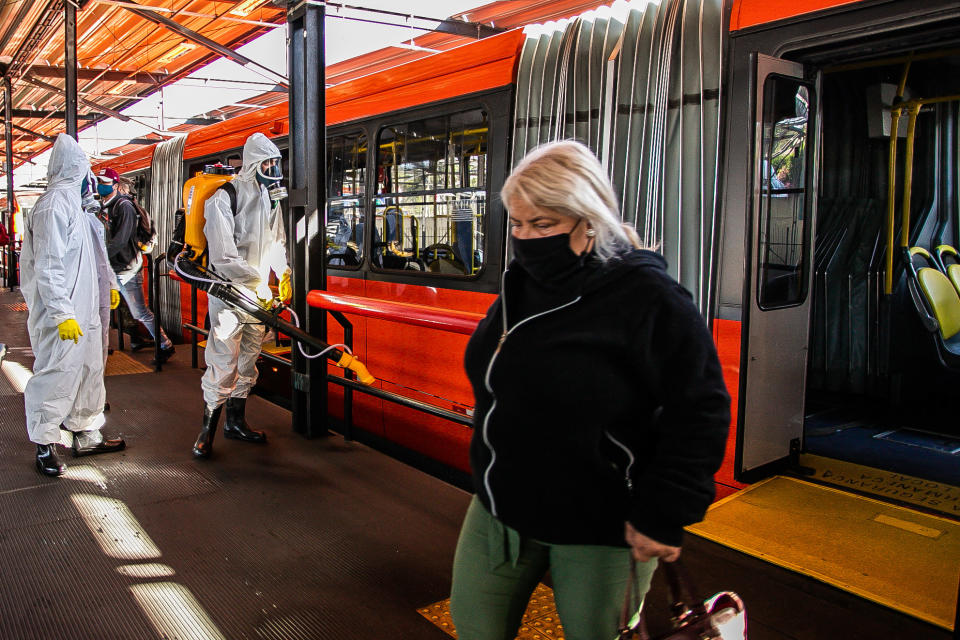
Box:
<box><xmin>21</xmin><ymin>135</ymin><xmax>108</xmax><ymax>444</ymax></box>
<box><xmin>201</xmin><ymin>133</ymin><xmax>288</xmax><ymax>408</ymax></box>
<box><xmin>82</xmin><ymin>172</ymin><xmax>119</xmax><ymax>367</ymax></box>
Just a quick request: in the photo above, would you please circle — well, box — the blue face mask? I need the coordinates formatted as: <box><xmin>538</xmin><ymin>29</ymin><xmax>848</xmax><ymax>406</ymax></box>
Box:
<box><xmin>97</xmin><ymin>183</ymin><xmax>114</xmax><ymax>198</ymax></box>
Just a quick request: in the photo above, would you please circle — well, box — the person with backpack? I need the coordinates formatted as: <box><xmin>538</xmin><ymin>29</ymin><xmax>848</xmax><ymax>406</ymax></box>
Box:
<box><xmin>192</xmin><ymin>132</ymin><xmax>291</xmax><ymax>459</ymax></box>
<box><xmin>98</xmin><ymin>167</ymin><xmax>174</xmax><ymax>363</ymax></box>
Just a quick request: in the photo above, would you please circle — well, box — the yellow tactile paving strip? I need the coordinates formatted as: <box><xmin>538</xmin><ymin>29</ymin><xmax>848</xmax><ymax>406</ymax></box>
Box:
<box><xmin>104</xmin><ymin>350</ymin><xmax>153</xmax><ymax>376</ymax></box>
<box><xmin>687</xmin><ymin>475</ymin><xmax>959</xmax><ymax>630</ymax></box>
<box><xmin>419</xmin><ymin>583</ymin><xmax>565</xmax><ymax>639</ymax></box>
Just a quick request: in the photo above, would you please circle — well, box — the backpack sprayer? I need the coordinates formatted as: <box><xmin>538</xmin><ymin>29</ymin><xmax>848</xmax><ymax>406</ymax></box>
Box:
<box><xmin>171</xmin><ymin>164</ymin><xmax>375</xmax><ymax>385</ymax></box>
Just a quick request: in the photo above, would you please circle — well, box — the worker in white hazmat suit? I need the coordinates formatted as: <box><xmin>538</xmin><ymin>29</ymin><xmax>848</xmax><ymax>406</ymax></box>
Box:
<box><xmin>21</xmin><ymin>134</ymin><xmax>126</xmax><ymax>476</ymax></box>
<box><xmin>193</xmin><ymin>132</ymin><xmax>291</xmax><ymax>458</ymax></box>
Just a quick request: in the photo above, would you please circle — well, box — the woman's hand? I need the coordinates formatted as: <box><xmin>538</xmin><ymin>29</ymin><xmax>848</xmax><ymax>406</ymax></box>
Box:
<box><xmin>625</xmin><ymin>522</ymin><xmax>681</xmax><ymax>562</ymax></box>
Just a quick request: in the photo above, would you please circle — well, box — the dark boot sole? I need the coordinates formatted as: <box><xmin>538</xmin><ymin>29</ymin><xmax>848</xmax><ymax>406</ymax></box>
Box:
<box><xmin>72</xmin><ymin>442</ymin><xmax>126</xmax><ymax>457</ymax></box>
<box><xmin>223</xmin><ymin>431</ymin><xmax>267</xmax><ymax>443</ymax></box>
<box><xmin>36</xmin><ymin>460</ymin><xmax>65</xmax><ymax>476</ymax></box>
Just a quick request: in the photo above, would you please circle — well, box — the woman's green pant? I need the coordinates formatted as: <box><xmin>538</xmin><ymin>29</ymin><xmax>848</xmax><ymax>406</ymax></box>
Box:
<box><xmin>450</xmin><ymin>496</ymin><xmax>657</xmax><ymax>640</ymax></box>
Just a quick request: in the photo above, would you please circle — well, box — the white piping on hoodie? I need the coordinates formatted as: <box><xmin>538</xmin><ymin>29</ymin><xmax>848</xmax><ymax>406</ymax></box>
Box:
<box><xmin>479</xmin><ymin>266</ymin><xmax>582</xmax><ymax>517</ymax></box>
<box><xmin>604</xmin><ymin>431</ymin><xmax>636</xmax><ymax>493</ymax></box>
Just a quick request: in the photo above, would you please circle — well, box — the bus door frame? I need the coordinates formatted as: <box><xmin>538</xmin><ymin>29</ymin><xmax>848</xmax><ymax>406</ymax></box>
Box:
<box><xmin>737</xmin><ymin>53</ymin><xmax>821</xmax><ymax>479</ymax></box>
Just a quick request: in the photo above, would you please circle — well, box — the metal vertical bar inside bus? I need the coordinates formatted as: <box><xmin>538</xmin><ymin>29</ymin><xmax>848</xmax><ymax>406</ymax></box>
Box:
<box><xmin>4</xmin><ymin>77</ymin><xmax>15</xmax><ymax>290</ymax></box>
<box><xmin>287</xmin><ymin>1</ymin><xmax>328</xmax><ymax>437</ymax></box>
<box><xmin>64</xmin><ymin>2</ymin><xmax>78</xmax><ymax>139</ymax></box>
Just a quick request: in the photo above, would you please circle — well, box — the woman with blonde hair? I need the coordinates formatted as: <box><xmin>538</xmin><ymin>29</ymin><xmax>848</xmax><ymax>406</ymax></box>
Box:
<box><xmin>450</xmin><ymin>140</ymin><xmax>730</xmax><ymax>639</ymax></box>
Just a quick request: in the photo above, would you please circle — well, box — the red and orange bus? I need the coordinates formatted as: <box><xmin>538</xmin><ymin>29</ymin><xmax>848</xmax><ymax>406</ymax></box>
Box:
<box><xmin>96</xmin><ymin>0</ymin><xmax>960</xmax><ymax>504</ymax></box>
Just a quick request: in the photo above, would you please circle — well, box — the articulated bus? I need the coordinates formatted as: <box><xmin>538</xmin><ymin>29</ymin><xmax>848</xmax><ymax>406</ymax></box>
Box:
<box><xmin>97</xmin><ymin>0</ymin><xmax>960</xmax><ymax>525</ymax></box>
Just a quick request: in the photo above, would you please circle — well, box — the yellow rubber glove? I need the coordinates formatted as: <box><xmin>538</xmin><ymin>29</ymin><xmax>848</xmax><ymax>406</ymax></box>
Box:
<box><xmin>110</xmin><ymin>289</ymin><xmax>120</xmax><ymax>310</ymax></box>
<box><xmin>279</xmin><ymin>270</ymin><xmax>292</xmax><ymax>304</ymax></box>
<box><xmin>57</xmin><ymin>318</ymin><xmax>84</xmax><ymax>344</ymax></box>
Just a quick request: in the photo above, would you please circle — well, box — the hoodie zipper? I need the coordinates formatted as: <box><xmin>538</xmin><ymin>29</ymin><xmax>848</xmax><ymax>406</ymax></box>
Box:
<box><xmin>604</xmin><ymin>431</ymin><xmax>636</xmax><ymax>494</ymax></box>
<box><xmin>480</xmin><ymin>267</ymin><xmax>582</xmax><ymax>517</ymax></box>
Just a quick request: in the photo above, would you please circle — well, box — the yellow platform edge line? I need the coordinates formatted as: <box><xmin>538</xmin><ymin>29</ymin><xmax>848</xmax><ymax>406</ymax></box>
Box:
<box><xmin>688</xmin><ymin>475</ymin><xmax>957</xmax><ymax>630</ymax></box>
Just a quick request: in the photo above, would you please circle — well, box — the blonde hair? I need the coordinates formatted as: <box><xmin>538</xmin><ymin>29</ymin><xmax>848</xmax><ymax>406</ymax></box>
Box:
<box><xmin>501</xmin><ymin>140</ymin><xmax>642</xmax><ymax>261</ymax></box>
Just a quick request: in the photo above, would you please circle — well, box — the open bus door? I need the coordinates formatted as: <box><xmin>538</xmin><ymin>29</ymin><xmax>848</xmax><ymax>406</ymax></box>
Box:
<box><xmin>738</xmin><ymin>54</ymin><xmax>820</xmax><ymax>478</ymax></box>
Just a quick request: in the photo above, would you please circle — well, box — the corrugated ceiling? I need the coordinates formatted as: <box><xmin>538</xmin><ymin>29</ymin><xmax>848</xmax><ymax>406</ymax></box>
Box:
<box><xmin>0</xmin><ymin>0</ymin><xmax>286</xmax><ymax>168</ymax></box>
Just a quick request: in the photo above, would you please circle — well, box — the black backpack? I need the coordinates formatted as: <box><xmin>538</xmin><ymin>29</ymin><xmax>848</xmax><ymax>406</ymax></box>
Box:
<box><xmin>121</xmin><ymin>195</ymin><xmax>157</xmax><ymax>253</ymax></box>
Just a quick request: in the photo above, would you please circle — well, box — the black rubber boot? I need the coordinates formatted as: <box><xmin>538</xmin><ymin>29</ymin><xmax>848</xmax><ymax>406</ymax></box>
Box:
<box><xmin>36</xmin><ymin>444</ymin><xmax>65</xmax><ymax>476</ymax></box>
<box><xmin>72</xmin><ymin>431</ymin><xmax>126</xmax><ymax>457</ymax></box>
<box><xmin>192</xmin><ymin>404</ymin><xmax>223</xmax><ymax>459</ymax></box>
<box><xmin>223</xmin><ymin>397</ymin><xmax>266</xmax><ymax>443</ymax></box>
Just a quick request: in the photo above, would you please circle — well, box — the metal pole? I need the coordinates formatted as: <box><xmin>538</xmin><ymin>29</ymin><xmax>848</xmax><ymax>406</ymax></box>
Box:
<box><xmin>4</xmin><ymin>77</ymin><xmax>16</xmax><ymax>290</ymax></box>
<box><xmin>64</xmin><ymin>2</ymin><xmax>78</xmax><ymax>139</ymax></box>
<box><xmin>288</xmin><ymin>1</ymin><xmax>328</xmax><ymax>437</ymax></box>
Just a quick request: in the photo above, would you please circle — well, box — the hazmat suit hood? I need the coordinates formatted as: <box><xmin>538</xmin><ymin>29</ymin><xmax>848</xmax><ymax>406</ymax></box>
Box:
<box><xmin>47</xmin><ymin>133</ymin><xmax>89</xmax><ymax>194</ymax></box>
<box><xmin>238</xmin><ymin>132</ymin><xmax>281</xmax><ymax>182</ymax></box>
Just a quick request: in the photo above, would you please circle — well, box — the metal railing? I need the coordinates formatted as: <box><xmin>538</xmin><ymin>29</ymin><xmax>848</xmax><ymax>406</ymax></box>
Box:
<box><xmin>172</xmin><ymin>268</ymin><xmax>477</xmax><ymax>440</ymax></box>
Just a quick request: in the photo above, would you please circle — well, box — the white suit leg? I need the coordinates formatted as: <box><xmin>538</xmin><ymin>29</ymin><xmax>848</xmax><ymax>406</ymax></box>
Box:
<box><xmin>25</xmin><ymin>322</ymin><xmax>105</xmax><ymax>444</ymax></box>
<box><xmin>202</xmin><ymin>296</ymin><xmax>263</xmax><ymax>408</ymax></box>
<box><xmin>233</xmin><ymin>319</ymin><xmax>266</xmax><ymax>399</ymax></box>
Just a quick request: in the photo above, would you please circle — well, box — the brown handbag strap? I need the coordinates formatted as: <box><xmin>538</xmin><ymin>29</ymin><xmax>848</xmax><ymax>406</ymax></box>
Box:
<box><xmin>619</xmin><ymin>558</ymin><xmax>651</xmax><ymax>640</ymax></box>
<box><xmin>661</xmin><ymin>559</ymin><xmax>708</xmax><ymax>617</ymax></box>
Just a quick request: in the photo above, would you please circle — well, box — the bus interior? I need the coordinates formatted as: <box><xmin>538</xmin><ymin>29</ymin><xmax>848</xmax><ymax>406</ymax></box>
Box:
<box><xmin>799</xmin><ymin>32</ymin><xmax>960</xmax><ymax>488</ymax></box>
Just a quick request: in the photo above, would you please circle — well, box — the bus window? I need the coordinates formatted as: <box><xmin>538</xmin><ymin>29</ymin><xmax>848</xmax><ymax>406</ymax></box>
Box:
<box><xmin>326</xmin><ymin>131</ymin><xmax>367</xmax><ymax>268</ymax></box>
<box><xmin>758</xmin><ymin>78</ymin><xmax>813</xmax><ymax>309</ymax></box>
<box><xmin>375</xmin><ymin>109</ymin><xmax>488</xmax><ymax>276</ymax></box>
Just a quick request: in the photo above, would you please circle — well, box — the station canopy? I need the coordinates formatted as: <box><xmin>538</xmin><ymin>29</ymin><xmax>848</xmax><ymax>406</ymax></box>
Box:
<box><xmin>0</xmin><ymin>0</ymin><xmax>608</xmax><ymax>168</ymax></box>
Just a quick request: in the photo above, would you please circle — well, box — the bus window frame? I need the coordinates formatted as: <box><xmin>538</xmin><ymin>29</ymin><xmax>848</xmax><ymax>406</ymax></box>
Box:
<box><xmin>326</xmin><ymin>87</ymin><xmax>511</xmax><ymax>295</ymax></box>
<box><xmin>325</xmin><ymin>128</ymin><xmax>368</xmax><ymax>271</ymax></box>
<box><xmin>372</xmin><ymin>108</ymin><xmax>491</xmax><ymax>281</ymax></box>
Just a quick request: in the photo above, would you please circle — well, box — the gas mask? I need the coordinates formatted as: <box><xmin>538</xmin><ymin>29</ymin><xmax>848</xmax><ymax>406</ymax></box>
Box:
<box><xmin>256</xmin><ymin>158</ymin><xmax>287</xmax><ymax>203</ymax></box>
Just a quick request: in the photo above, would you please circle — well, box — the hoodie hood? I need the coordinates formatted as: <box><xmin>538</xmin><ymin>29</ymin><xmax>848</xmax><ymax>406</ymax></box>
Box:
<box><xmin>581</xmin><ymin>248</ymin><xmax>668</xmax><ymax>293</ymax></box>
<box><xmin>238</xmin><ymin>132</ymin><xmax>281</xmax><ymax>181</ymax></box>
<box><xmin>46</xmin><ymin>133</ymin><xmax>90</xmax><ymax>192</ymax></box>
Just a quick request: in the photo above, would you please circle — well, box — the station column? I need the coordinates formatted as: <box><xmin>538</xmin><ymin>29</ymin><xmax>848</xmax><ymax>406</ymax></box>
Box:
<box><xmin>64</xmin><ymin>2</ymin><xmax>78</xmax><ymax>139</ymax></box>
<box><xmin>3</xmin><ymin>77</ymin><xmax>15</xmax><ymax>290</ymax></box>
<box><xmin>287</xmin><ymin>1</ymin><xmax>328</xmax><ymax>437</ymax></box>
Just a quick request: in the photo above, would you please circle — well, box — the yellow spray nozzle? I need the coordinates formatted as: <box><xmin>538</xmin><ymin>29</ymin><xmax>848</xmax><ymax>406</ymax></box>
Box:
<box><xmin>336</xmin><ymin>352</ymin><xmax>376</xmax><ymax>386</ymax></box>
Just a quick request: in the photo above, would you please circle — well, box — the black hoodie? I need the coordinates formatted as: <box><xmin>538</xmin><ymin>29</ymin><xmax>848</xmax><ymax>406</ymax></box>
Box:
<box><xmin>464</xmin><ymin>249</ymin><xmax>730</xmax><ymax>547</ymax></box>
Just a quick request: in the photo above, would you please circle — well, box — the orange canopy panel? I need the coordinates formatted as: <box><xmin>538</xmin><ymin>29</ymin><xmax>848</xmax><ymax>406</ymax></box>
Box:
<box><xmin>730</xmin><ymin>0</ymin><xmax>863</xmax><ymax>31</ymax></box>
<box><xmin>0</xmin><ymin>0</ymin><xmax>284</xmax><ymax>167</ymax></box>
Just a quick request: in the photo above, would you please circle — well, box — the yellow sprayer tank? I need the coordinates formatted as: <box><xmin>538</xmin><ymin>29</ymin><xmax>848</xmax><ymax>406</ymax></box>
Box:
<box><xmin>181</xmin><ymin>164</ymin><xmax>235</xmax><ymax>264</ymax></box>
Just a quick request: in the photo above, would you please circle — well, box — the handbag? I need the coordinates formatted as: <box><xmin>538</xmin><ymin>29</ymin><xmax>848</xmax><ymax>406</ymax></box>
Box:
<box><xmin>617</xmin><ymin>558</ymin><xmax>746</xmax><ymax>640</ymax></box>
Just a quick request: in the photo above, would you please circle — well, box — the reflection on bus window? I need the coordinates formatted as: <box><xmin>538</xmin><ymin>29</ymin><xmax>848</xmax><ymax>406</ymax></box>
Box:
<box><xmin>326</xmin><ymin>132</ymin><xmax>367</xmax><ymax>267</ymax></box>
<box><xmin>759</xmin><ymin>78</ymin><xmax>812</xmax><ymax>309</ymax></box>
<box><xmin>375</xmin><ymin>109</ymin><xmax>488</xmax><ymax>276</ymax></box>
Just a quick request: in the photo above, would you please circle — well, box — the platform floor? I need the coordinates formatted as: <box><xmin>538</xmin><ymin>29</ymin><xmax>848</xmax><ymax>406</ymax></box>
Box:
<box><xmin>0</xmin><ymin>288</ymin><xmax>953</xmax><ymax>640</ymax></box>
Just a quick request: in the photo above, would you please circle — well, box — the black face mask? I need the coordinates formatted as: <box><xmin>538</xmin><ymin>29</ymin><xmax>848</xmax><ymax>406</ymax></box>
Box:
<box><xmin>511</xmin><ymin>232</ymin><xmax>586</xmax><ymax>289</ymax></box>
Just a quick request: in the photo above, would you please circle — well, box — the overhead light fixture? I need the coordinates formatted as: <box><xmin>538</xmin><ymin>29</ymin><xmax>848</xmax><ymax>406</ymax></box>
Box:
<box><xmin>157</xmin><ymin>42</ymin><xmax>196</xmax><ymax>64</ymax></box>
<box><xmin>229</xmin><ymin>0</ymin><xmax>267</xmax><ymax>17</ymax></box>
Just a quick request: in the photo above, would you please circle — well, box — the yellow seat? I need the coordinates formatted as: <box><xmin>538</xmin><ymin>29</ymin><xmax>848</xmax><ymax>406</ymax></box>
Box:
<box><xmin>906</xmin><ymin>246</ymin><xmax>960</xmax><ymax>368</ymax></box>
<box><xmin>934</xmin><ymin>244</ymin><xmax>960</xmax><ymax>298</ymax></box>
